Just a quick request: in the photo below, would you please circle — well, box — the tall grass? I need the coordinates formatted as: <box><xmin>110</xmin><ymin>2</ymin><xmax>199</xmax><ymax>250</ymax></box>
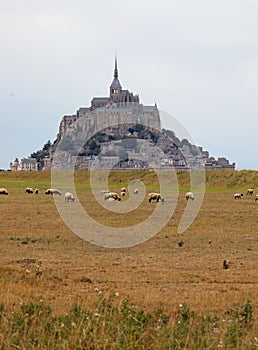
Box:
<box><xmin>0</xmin><ymin>298</ymin><xmax>255</xmax><ymax>349</ymax></box>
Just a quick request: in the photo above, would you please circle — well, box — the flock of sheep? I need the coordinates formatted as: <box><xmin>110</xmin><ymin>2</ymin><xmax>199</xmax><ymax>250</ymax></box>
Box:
<box><xmin>0</xmin><ymin>187</ymin><xmax>75</xmax><ymax>202</ymax></box>
<box><xmin>0</xmin><ymin>185</ymin><xmax>166</xmax><ymax>204</ymax></box>
<box><xmin>44</xmin><ymin>188</ymin><xmax>75</xmax><ymax>202</ymax></box>
<box><xmin>1</xmin><ymin>186</ymin><xmax>257</xmax><ymax>203</ymax></box>
<box><xmin>103</xmin><ymin>188</ymin><xmax>194</xmax><ymax>203</ymax></box>
<box><xmin>234</xmin><ymin>188</ymin><xmax>258</xmax><ymax>201</ymax></box>
<box><xmin>0</xmin><ymin>185</ymin><xmax>197</xmax><ymax>204</ymax></box>
<box><xmin>102</xmin><ymin>187</ymin><xmax>165</xmax><ymax>203</ymax></box>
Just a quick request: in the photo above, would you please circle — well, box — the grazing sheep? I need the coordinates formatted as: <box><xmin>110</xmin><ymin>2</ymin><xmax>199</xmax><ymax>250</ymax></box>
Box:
<box><xmin>64</xmin><ymin>192</ymin><xmax>75</xmax><ymax>202</ymax></box>
<box><xmin>34</xmin><ymin>189</ymin><xmax>39</xmax><ymax>194</ymax></box>
<box><xmin>45</xmin><ymin>188</ymin><xmax>62</xmax><ymax>196</ymax></box>
<box><xmin>25</xmin><ymin>187</ymin><xmax>34</xmax><ymax>194</ymax></box>
<box><xmin>254</xmin><ymin>195</ymin><xmax>258</xmax><ymax>202</ymax></box>
<box><xmin>0</xmin><ymin>188</ymin><xmax>8</xmax><ymax>195</ymax></box>
<box><xmin>121</xmin><ymin>187</ymin><xmax>126</xmax><ymax>193</ymax></box>
<box><xmin>120</xmin><ymin>190</ymin><xmax>126</xmax><ymax>196</ymax></box>
<box><xmin>133</xmin><ymin>189</ymin><xmax>139</xmax><ymax>194</ymax></box>
<box><xmin>148</xmin><ymin>192</ymin><xmax>162</xmax><ymax>203</ymax></box>
<box><xmin>104</xmin><ymin>192</ymin><xmax>121</xmax><ymax>201</ymax></box>
<box><xmin>185</xmin><ymin>192</ymin><xmax>194</xmax><ymax>201</ymax></box>
<box><xmin>234</xmin><ymin>193</ymin><xmax>243</xmax><ymax>199</ymax></box>
<box><xmin>246</xmin><ymin>188</ymin><xmax>254</xmax><ymax>196</ymax></box>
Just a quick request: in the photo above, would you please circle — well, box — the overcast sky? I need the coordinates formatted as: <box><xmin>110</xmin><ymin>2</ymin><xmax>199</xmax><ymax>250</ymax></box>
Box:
<box><xmin>0</xmin><ymin>0</ymin><xmax>257</xmax><ymax>170</ymax></box>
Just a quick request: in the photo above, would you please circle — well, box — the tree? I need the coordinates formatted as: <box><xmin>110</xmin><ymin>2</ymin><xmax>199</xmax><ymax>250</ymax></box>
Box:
<box><xmin>128</xmin><ymin>127</ymin><xmax>135</xmax><ymax>135</ymax></box>
<box><xmin>43</xmin><ymin>140</ymin><xmax>51</xmax><ymax>151</ymax></box>
<box><xmin>135</xmin><ymin>124</ymin><xmax>144</xmax><ymax>132</ymax></box>
<box><xmin>89</xmin><ymin>140</ymin><xmax>97</xmax><ymax>151</ymax></box>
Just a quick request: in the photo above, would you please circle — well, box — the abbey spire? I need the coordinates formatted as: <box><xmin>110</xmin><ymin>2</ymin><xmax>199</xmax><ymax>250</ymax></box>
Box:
<box><xmin>114</xmin><ymin>56</ymin><xmax>118</xmax><ymax>79</ymax></box>
<box><xmin>110</xmin><ymin>56</ymin><xmax>122</xmax><ymax>100</ymax></box>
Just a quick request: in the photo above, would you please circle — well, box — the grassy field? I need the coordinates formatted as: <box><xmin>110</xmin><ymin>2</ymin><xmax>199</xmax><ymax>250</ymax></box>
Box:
<box><xmin>0</xmin><ymin>169</ymin><xmax>257</xmax><ymax>348</ymax></box>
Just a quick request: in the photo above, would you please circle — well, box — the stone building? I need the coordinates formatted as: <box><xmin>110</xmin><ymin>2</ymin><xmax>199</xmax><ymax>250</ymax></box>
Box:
<box><xmin>10</xmin><ymin>157</ymin><xmax>38</xmax><ymax>171</ymax></box>
<box><xmin>56</xmin><ymin>57</ymin><xmax>161</xmax><ymax>142</ymax></box>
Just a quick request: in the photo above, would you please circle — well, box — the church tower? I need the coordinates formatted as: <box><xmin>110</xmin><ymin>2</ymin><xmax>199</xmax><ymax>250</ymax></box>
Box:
<box><xmin>110</xmin><ymin>57</ymin><xmax>122</xmax><ymax>102</ymax></box>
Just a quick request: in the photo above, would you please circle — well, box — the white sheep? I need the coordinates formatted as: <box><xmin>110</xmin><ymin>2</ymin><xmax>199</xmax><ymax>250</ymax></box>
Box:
<box><xmin>133</xmin><ymin>189</ymin><xmax>139</xmax><ymax>194</ymax></box>
<box><xmin>246</xmin><ymin>188</ymin><xmax>254</xmax><ymax>195</ymax></box>
<box><xmin>234</xmin><ymin>193</ymin><xmax>243</xmax><ymax>199</ymax></box>
<box><xmin>45</xmin><ymin>188</ymin><xmax>62</xmax><ymax>195</ymax></box>
<box><xmin>0</xmin><ymin>188</ymin><xmax>8</xmax><ymax>195</ymax></box>
<box><xmin>120</xmin><ymin>190</ymin><xmax>126</xmax><ymax>196</ymax></box>
<box><xmin>185</xmin><ymin>192</ymin><xmax>194</xmax><ymax>201</ymax></box>
<box><xmin>25</xmin><ymin>187</ymin><xmax>33</xmax><ymax>194</ymax></box>
<box><xmin>254</xmin><ymin>194</ymin><xmax>258</xmax><ymax>202</ymax></box>
<box><xmin>148</xmin><ymin>192</ymin><xmax>162</xmax><ymax>203</ymax></box>
<box><xmin>34</xmin><ymin>189</ymin><xmax>39</xmax><ymax>194</ymax></box>
<box><xmin>104</xmin><ymin>192</ymin><xmax>121</xmax><ymax>201</ymax></box>
<box><xmin>64</xmin><ymin>192</ymin><xmax>75</xmax><ymax>202</ymax></box>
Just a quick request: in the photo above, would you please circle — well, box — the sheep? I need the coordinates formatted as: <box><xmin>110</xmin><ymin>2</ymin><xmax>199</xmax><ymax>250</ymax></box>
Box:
<box><xmin>254</xmin><ymin>195</ymin><xmax>258</xmax><ymax>202</ymax></box>
<box><xmin>104</xmin><ymin>192</ymin><xmax>121</xmax><ymax>201</ymax></box>
<box><xmin>133</xmin><ymin>189</ymin><xmax>139</xmax><ymax>194</ymax></box>
<box><xmin>25</xmin><ymin>187</ymin><xmax>33</xmax><ymax>194</ymax></box>
<box><xmin>246</xmin><ymin>188</ymin><xmax>254</xmax><ymax>196</ymax></box>
<box><xmin>234</xmin><ymin>193</ymin><xmax>243</xmax><ymax>199</ymax></box>
<box><xmin>148</xmin><ymin>192</ymin><xmax>162</xmax><ymax>203</ymax></box>
<box><xmin>45</xmin><ymin>188</ymin><xmax>62</xmax><ymax>196</ymax></box>
<box><xmin>64</xmin><ymin>192</ymin><xmax>75</xmax><ymax>202</ymax></box>
<box><xmin>34</xmin><ymin>189</ymin><xmax>39</xmax><ymax>194</ymax></box>
<box><xmin>0</xmin><ymin>188</ymin><xmax>8</xmax><ymax>195</ymax></box>
<box><xmin>120</xmin><ymin>187</ymin><xmax>126</xmax><ymax>196</ymax></box>
<box><xmin>185</xmin><ymin>192</ymin><xmax>194</xmax><ymax>201</ymax></box>
<box><xmin>52</xmin><ymin>189</ymin><xmax>62</xmax><ymax>195</ymax></box>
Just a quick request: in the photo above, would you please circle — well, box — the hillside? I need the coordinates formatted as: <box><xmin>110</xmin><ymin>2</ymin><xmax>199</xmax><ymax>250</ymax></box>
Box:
<box><xmin>1</xmin><ymin>169</ymin><xmax>258</xmax><ymax>190</ymax></box>
<box><xmin>9</xmin><ymin>124</ymin><xmax>235</xmax><ymax>171</ymax></box>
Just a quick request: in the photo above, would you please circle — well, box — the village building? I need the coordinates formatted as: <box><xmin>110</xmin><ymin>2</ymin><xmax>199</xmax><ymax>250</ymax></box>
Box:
<box><xmin>10</xmin><ymin>157</ymin><xmax>38</xmax><ymax>171</ymax></box>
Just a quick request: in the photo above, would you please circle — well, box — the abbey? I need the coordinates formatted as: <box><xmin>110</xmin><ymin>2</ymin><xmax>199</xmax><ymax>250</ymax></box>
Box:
<box><xmin>9</xmin><ymin>59</ymin><xmax>235</xmax><ymax>171</ymax></box>
<box><xmin>57</xmin><ymin>58</ymin><xmax>160</xmax><ymax>140</ymax></box>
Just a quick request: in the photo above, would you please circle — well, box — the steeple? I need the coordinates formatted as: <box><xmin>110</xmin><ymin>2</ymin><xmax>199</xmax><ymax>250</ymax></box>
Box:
<box><xmin>110</xmin><ymin>56</ymin><xmax>122</xmax><ymax>100</ymax></box>
<box><xmin>114</xmin><ymin>56</ymin><xmax>118</xmax><ymax>79</ymax></box>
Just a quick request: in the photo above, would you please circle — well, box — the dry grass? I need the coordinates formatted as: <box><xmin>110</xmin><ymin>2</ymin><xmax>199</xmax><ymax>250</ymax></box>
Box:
<box><xmin>0</xmin><ymin>169</ymin><xmax>257</xmax><ymax>328</ymax></box>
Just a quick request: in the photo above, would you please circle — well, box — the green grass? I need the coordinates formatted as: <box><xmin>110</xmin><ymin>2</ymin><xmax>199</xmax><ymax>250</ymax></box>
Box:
<box><xmin>1</xmin><ymin>169</ymin><xmax>258</xmax><ymax>191</ymax></box>
<box><xmin>0</xmin><ymin>298</ymin><xmax>256</xmax><ymax>349</ymax></box>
